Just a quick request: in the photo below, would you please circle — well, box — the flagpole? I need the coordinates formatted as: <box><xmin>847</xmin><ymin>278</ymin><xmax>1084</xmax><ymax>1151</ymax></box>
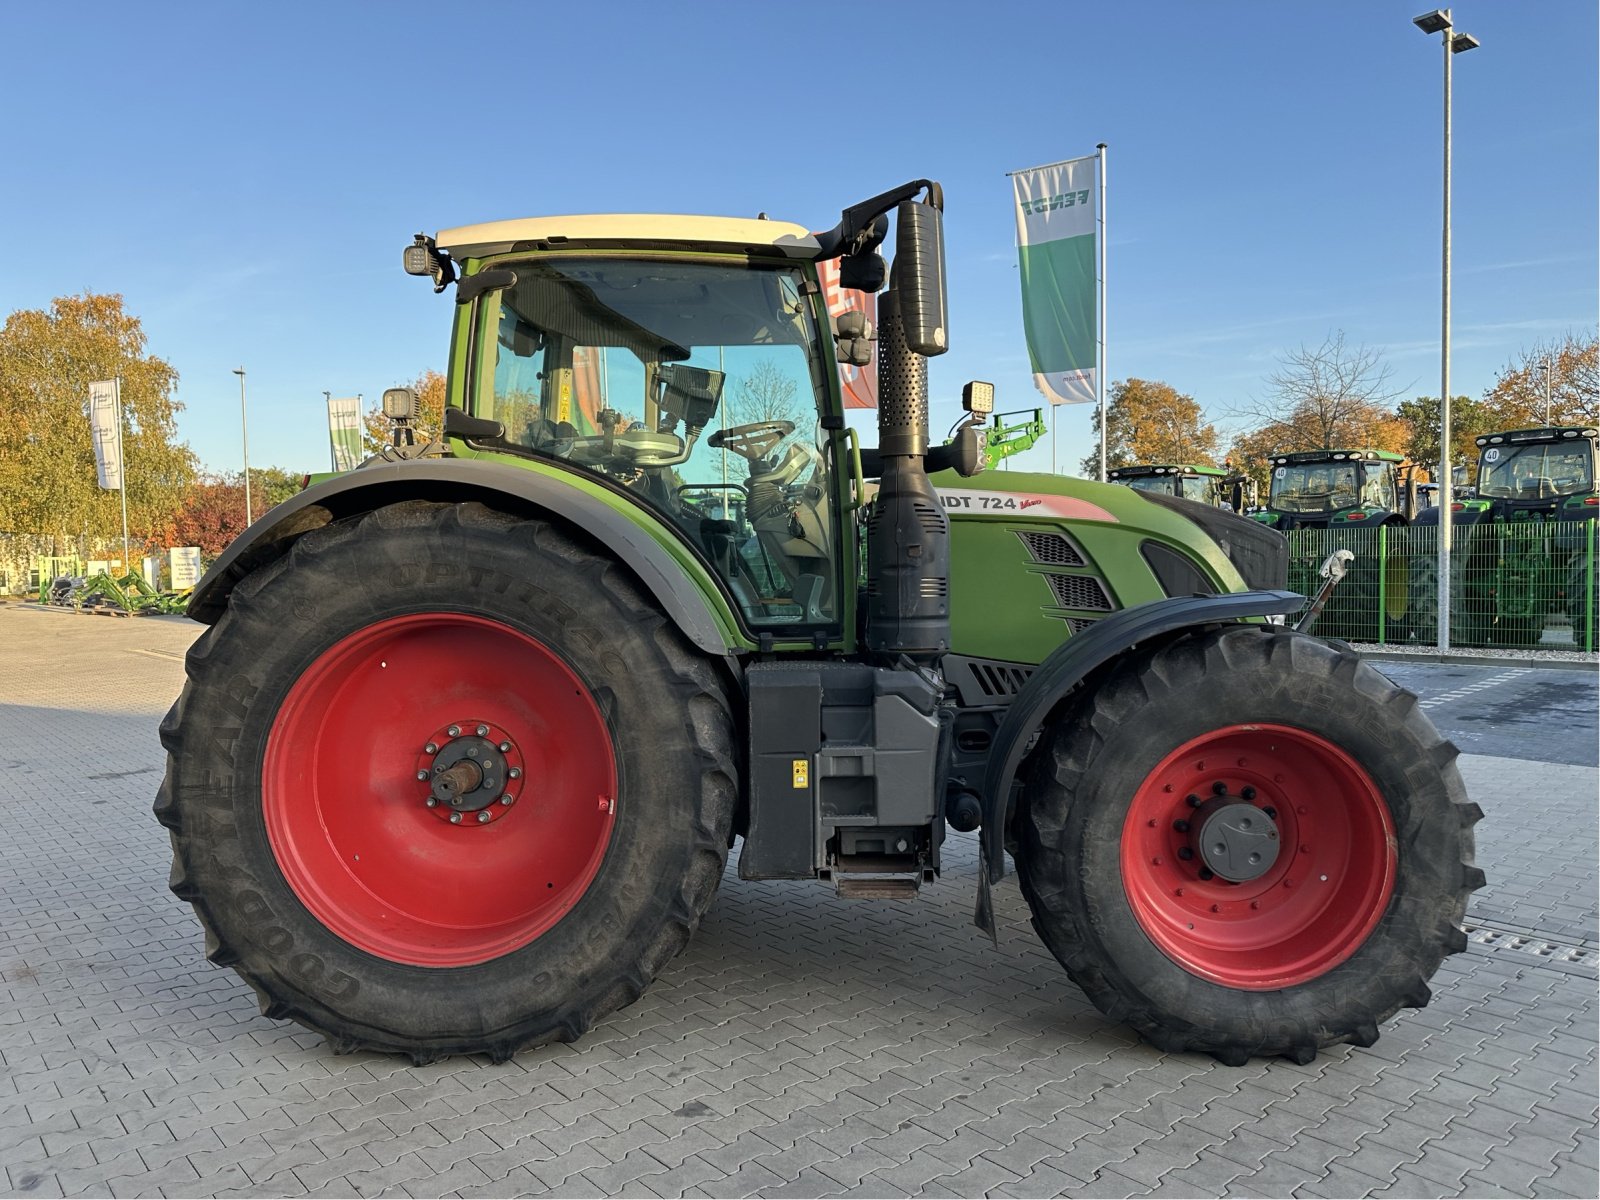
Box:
<box><xmin>115</xmin><ymin>375</ymin><xmax>130</xmax><ymax>573</ymax></box>
<box><xmin>1097</xmin><ymin>142</ymin><xmax>1108</xmax><ymax>483</ymax></box>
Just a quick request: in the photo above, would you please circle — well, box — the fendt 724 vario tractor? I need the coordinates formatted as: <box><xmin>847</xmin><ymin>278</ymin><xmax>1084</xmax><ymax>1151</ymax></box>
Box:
<box><xmin>157</xmin><ymin>181</ymin><xmax>1481</xmax><ymax>1067</ymax></box>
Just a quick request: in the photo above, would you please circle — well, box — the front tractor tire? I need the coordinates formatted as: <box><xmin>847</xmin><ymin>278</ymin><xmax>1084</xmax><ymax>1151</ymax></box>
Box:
<box><xmin>1016</xmin><ymin>626</ymin><xmax>1482</xmax><ymax>1065</ymax></box>
<box><xmin>155</xmin><ymin>501</ymin><xmax>736</xmax><ymax>1062</ymax></box>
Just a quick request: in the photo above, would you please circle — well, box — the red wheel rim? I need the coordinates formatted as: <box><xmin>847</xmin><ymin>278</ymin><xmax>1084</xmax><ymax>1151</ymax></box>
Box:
<box><xmin>1121</xmin><ymin>724</ymin><xmax>1396</xmax><ymax>989</ymax></box>
<box><xmin>263</xmin><ymin>613</ymin><xmax>617</xmax><ymax>967</ymax></box>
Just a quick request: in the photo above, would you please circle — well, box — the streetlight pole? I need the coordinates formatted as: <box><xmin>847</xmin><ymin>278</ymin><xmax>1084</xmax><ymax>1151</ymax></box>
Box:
<box><xmin>1415</xmin><ymin>9</ymin><xmax>1480</xmax><ymax>651</ymax></box>
<box><xmin>233</xmin><ymin>367</ymin><xmax>253</xmax><ymax>524</ymax></box>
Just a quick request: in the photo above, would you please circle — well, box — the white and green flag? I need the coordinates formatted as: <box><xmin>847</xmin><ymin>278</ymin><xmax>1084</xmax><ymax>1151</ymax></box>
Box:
<box><xmin>88</xmin><ymin>379</ymin><xmax>123</xmax><ymax>488</ymax></box>
<box><xmin>327</xmin><ymin>396</ymin><xmax>362</xmax><ymax>472</ymax></box>
<box><xmin>1012</xmin><ymin>157</ymin><xmax>1097</xmax><ymax>405</ymax></box>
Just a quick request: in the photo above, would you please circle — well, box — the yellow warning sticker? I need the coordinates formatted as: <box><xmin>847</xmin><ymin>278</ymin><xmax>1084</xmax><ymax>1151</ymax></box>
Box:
<box><xmin>557</xmin><ymin>378</ymin><xmax>572</xmax><ymax>424</ymax></box>
<box><xmin>792</xmin><ymin>759</ymin><xmax>809</xmax><ymax>788</ymax></box>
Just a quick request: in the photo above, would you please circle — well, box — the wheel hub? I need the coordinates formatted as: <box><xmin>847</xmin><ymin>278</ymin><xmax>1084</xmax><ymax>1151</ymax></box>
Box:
<box><xmin>1193</xmin><ymin>798</ymin><xmax>1280</xmax><ymax>882</ymax></box>
<box><xmin>416</xmin><ymin>721</ymin><xmax>524</xmax><ymax>825</ymax></box>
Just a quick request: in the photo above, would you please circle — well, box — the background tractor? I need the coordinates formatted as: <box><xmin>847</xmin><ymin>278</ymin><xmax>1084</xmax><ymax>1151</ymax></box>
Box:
<box><xmin>156</xmin><ymin>180</ymin><xmax>1481</xmax><ymax>1068</ymax></box>
<box><xmin>1107</xmin><ymin>463</ymin><xmax>1256</xmax><ymax>513</ymax></box>
<box><xmin>1411</xmin><ymin>425</ymin><xmax>1599</xmax><ymax>646</ymax></box>
<box><xmin>1251</xmin><ymin>448</ymin><xmax>1429</xmax><ymax>643</ymax></box>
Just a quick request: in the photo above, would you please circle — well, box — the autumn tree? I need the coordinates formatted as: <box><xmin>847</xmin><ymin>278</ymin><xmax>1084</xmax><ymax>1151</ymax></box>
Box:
<box><xmin>1080</xmin><ymin>378</ymin><xmax>1219</xmax><ymax>476</ymax></box>
<box><xmin>1233</xmin><ymin>331</ymin><xmax>1405</xmax><ymax>448</ymax></box>
<box><xmin>361</xmin><ymin>368</ymin><xmax>447</xmax><ymax>455</ymax></box>
<box><xmin>0</xmin><ymin>293</ymin><xmax>196</xmax><ymax>549</ymax></box>
<box><xmin>1478</xmin><ymin>333</ymin><xmax>1598</xmax><ymax>430</ymax></box>
<box><xmin>169</xmin><ymin>468</ymin><xmax>304</xmax><ymax>560</ymax></box>
<box><xmin>1395</xmin><ymin>394</ymin><xmax>1492</xmax><ymax>478</ymax></box>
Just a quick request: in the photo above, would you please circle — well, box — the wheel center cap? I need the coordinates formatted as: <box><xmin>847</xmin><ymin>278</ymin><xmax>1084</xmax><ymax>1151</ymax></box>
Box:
<box><xmin>1196</xmin><ymin>801</ymin><xmax>1280</xmax><ymax>882</ymax></box>
<box><xmin>415</xmin><ymin>720</ymin><xmax>524</xmax><ymax>825</ymax></box>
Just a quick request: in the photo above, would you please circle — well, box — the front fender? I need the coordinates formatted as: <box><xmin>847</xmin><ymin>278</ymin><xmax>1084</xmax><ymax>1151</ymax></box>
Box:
<box><xmin>978</xmin><ymin>589</ymin><xmax>1305</xmax><ymax>886</ymax></box>
<box><xmin>188</xmin><ymin>458</ymin><xmax>745</xmax><ymax>656</ymax></box>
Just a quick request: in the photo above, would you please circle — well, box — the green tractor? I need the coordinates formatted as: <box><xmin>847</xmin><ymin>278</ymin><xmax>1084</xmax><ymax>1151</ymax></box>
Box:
<box><xmin>1413</xmin><ymin>425</ymin><xmax>1599</xmax><ymax>646</ymax></box>
<box><xmin>1250</xmin><ymin>449</ymin><xmax>1428</xmax><ymax>643</ymax></box>
<box><xmin>156</xmin><ymin>180</ymin><xmax>1480</xmax><ymax>1067</ymax></box>
<box><xmin>1108</xmin><ymin>463</ymin><xmax>1255</xmax><ymax>513</ymax></box>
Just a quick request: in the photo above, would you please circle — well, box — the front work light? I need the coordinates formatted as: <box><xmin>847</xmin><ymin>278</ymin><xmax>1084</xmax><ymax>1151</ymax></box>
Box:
<box><xmin>962</xmin><ymin>380</ymin><xmax>995</xmax><ymax>416</ymax></box>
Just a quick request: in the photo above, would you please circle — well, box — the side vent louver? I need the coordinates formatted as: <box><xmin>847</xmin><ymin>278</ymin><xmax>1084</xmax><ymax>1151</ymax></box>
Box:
<box><xmin>1017</xmin><ymin>530</ymin><xmax>1086</xmax><ymax>566</ymax></box>
<box><xmin>1046</xmin><ymin>574</ymin><xmax>1114</xmax><ymax>611</ymax></box>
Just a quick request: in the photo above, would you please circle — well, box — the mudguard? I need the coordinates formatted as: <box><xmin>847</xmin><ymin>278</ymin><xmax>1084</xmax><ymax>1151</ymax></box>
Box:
<box><xmin>187</xmin><ymin>458</ymin><xmax>741</xmax><ymax>656</ymax></box>
<box><xmin>978</xmin><ymin>589</ymin><xmax>1305</xmax><ymax>887</ymax></box>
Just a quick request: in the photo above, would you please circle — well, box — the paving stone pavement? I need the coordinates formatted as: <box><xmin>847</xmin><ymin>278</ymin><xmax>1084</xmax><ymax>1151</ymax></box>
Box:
<box><xmin>1</xmin><ymin>604</ymin><xmax>1596</xmax><ymax>1199</ymax></box>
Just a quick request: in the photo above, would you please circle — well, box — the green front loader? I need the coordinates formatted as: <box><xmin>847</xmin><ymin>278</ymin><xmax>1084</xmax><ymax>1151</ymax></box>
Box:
<box><xmin>156</xmin><ymin>180</ymin><xmax>1480</xmax><ymax>1067</ymax></box>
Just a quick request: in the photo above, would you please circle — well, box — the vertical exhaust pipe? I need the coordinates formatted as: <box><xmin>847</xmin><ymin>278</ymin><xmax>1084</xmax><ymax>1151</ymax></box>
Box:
<box><xmin>866</xmin><ymin>198</ymin><xmax>951</xmax><ymax>661</ymax></box>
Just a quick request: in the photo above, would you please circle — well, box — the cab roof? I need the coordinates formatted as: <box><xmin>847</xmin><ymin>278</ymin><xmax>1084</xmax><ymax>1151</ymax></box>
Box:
<box><xmin>434</xmin><ymin>214</ymin><xmax>820</xmax><ymax>261</ymax></box>
<box><xmin>1108</xmin><ymin>463</ymin><xmax>1227</xmax><ymax>477</ymax></box>
<box><xmin>1475</xmin><ymin>426</ymin><xmax>1599</xmax><ymax>446</ymax></box>
<box><xmin>1270</xmin><ymin>448</ymin><xmax>1405</xmax><ymax>465</ymax></box>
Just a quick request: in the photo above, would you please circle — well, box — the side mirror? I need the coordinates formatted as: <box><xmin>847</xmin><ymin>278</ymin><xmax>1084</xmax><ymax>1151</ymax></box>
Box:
<box><xmin>894</xmin><ymin>200</ymin><xmax>948</xmax><ymax>356</ymax></box>
<box><xmin>834</xmin><ymin>311</ymin><xmax>876</xmax><ymax>367</ymax></box>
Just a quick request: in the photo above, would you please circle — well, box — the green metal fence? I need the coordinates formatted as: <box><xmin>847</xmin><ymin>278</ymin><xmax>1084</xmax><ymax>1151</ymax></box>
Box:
<box><xmin>1285</xmin><ymin>520</ymin><xmax>1598</xmax><ymax>652</ymax></box>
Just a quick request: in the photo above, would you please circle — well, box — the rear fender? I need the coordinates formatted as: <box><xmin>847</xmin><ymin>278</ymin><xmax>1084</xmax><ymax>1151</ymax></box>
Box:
<box><xmin>187</xmin><ymin>458</ymin><xmax>744</xmax><ymax>656</ymax></box>
<box><xmin>978</xmin><ymin>589</ymin><xmax>1305</xmax><ymax>886</ymax></box>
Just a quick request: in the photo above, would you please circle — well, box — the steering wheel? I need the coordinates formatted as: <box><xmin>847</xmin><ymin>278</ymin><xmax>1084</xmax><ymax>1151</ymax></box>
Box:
<box><xmin>708</xmin><ymin>421</ymin><xmax>795</xmax><ymax>462</ymax></box>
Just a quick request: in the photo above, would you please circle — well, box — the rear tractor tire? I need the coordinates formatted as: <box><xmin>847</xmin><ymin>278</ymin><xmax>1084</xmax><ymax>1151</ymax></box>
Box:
<box><xmin>155</xmin><ymin>501</ymin><xmax>737</xmax><ymax>1062</ymax></box>
<box><xmin>1015</xmin><ymin>626</ymin><xmax>1482</xmax><ymax>1065</ymax></box>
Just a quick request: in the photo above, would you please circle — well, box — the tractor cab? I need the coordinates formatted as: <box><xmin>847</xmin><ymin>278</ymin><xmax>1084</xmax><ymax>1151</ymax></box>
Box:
<box><xmin>427</xmin><ymin>222</ymin><xmax>851</xmax><ymax>632</ymax></box>
<box><xmin>1253</xmin><ymin>448</ymin><xmax>1411</xmax><ymax>529</ymax></box>
<box><xmin>1464</xmin><ymin>427</ymin><xmax>1599</xmax><ymax>522</ymax></box>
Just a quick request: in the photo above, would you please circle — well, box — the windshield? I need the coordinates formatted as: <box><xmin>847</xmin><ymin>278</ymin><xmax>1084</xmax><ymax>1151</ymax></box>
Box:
<box><xmin>1270</xmin><ymin>463</ymin><xmax>1360</xmax><ymax>512</ymax></box>
<box><xmin>1124</xmin><ymin>475</ymin><xmax>1177</xmax><ymax>497</ymax></box>
<box><xmin>1477</xmin><ymin>442</ymin><xmax>1595</xmax><ymax>499</ymax></box>
<box><xmin>474</xmin><ymin>257</ymin><xmax>839</xmax><ymax>629</ymax></box>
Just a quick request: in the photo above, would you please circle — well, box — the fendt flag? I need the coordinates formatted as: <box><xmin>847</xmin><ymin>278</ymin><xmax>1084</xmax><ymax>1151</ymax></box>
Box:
<box><xmin>327</xmin><ymin>396</ymin><xmax>363</xmax><ymax>472</ymax></box>
<box><xmin>1012</xmin><ymin>157</ymin><xmax>1097</xmax><ymax>406</ymax></box>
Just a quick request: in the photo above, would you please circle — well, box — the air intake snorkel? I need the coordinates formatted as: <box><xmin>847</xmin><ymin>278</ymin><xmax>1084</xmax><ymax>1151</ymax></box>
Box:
<box><xmin>818</xmin><ymin>182</ymin><xmax>951</xmax><ymax>663</ymax></box>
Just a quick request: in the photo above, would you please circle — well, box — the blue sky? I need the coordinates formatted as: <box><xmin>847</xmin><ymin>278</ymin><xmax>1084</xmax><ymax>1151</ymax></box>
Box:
<box><xmin>3</xmin><ymin>1</ymin><xmax>1594</xmax><ymax>477</ymax></box>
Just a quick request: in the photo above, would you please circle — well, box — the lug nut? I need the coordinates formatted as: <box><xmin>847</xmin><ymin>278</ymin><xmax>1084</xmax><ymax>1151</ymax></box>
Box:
<box><xmin>501</xmin><ymin>794</ymin><xmax>514</xmax><ymax>805</ymax></box>
<box><xmin>1264</xmin><ymin>806</ymin><xmax>1277</xmax><ymax>819</ymax></box>
<box><xmin>476</xmin><ymin>725</ymin><xmax>489</xmax><ymax>736</ymax></box>
<box><xmin>1240</xmin><ymin>786</ymin><xmax>1257</xmax><ymax>800</ymax></box>
<box><xmin>499</xmin><ymin>742</ymin><xmax>511</xmax><ymax>752</ymax></box>
<box><xmin>426</xmin><ymin>798</ymin><xmax>438</xmax><ymax>808</ymax></box>
<box><xmin>416</xmin><ymin>770</ymin><xmax>429</xmax><ymax>780</ymax></box>
<box><xmin>1212</xmin><ymin>781</ymin><xmax>1228</xmax><ymax>795</ymax></box>
<box><xmin>1185</xmin><ymin>794</ymin><xmax>1201</xmax><ymax>808</ymax></box>
<box><xmin>483</xmin><ymin>759</ymin><xmax>495</xmax><ymax>769</ymax></box>
<box><xmin>1198</xmin><ymin>868</ymin><xmax>1215</xmax><ymax>881</ymax></box>
<box><xmin>447</xmin><ymin>725</ymin><xmax>461</xmax><ymax>737</ymax></box>
<box><xmin>477</xmin><ymin>811</ymin><xmax>491</xmax><ymax>823</ymax></box>
<box><xmin>425</xmin><ymin>742</ymin><xmax>438</xmax><ymax>754</ymax></box>
<box><xmin>1173</xmin><ymin>819</ymin><xmax>1191</xmax><ymax>833</ymax></box>
<box><xmin>1177</xmin><ymin>846</ymin><xmax>1194</xmax><ymax>860</ymax></box>
<box><xmin>509</xmin><ymin>768</ymin><xmax>522</xmax><ymax>779</ymax></box>
<box><xmin>450</xmin><ymin>812</ymin><xmax>462</xmax><ymax>824</ymax></box>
